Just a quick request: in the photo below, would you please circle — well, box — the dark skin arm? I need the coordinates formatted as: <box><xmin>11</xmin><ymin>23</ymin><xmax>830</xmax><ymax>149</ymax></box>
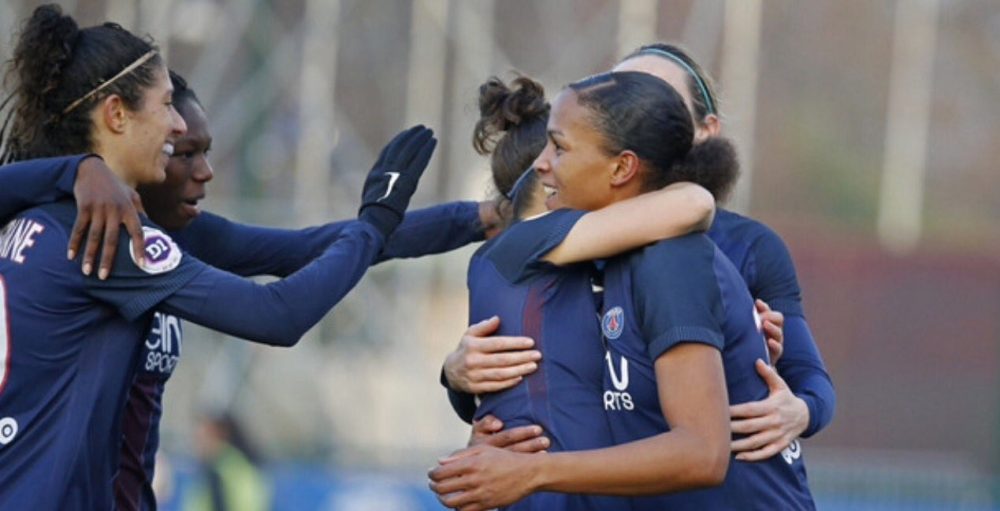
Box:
<box><xmin>429</xmin><ymin>343</ymin><xmax>730</xmax><ymax>510</ymax></box>
<box><xmin>68</xmin><ymin>156</ymin><xmax>145</xmax><ymax>279</ymax></box>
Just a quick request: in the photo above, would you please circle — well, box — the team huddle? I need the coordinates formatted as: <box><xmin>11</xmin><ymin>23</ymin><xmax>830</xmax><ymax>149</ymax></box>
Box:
<box><xmin>0</xmin><ymin>4</ymin><xmax>834</xmax><ymax>510</ymax></box>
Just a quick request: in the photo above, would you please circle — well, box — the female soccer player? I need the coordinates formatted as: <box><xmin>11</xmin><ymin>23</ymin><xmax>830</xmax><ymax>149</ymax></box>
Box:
<box><xmin>455</xmin><ymin>74</ymin><xmax>717</xmax><ymax>510</ymax></box>
<box><xmin>0</xmin><ymin>69</ymin><xmax>490</xmax><ymax>509</ymax></box>
<box><xmin>610</xmin><ymin>43</ymin><xmax>834</xmax><ymax>460</ymax></box>
<box><xmin>0</xmin><ymin>5</ymin><xmax>431</xmax><ymax>509</ymax></box>
<box><xmin>444</xmin><ymin>43</ymin><xmax>834</xmax><ymax>463</ymax></box>
<box><xmin>430</xmin><ymin>71</ymin><xmax>815</xmax><ymax>510</ymax></box>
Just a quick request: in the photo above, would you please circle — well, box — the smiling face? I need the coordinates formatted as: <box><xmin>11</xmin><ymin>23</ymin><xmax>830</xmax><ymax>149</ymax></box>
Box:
<box><xmin>138</xmin><ymin>97</ymin><xmax>214</xmax><ymax>230</ymax></box>
<box><xmin>113</xmin><ymin>63</ymin><xmax>188</xmax><ymax>186</ymax></box>
<box><xmin>531</xmin><ymin>89</ymin><xmax>620</xmax><ymax>212</ymax></box>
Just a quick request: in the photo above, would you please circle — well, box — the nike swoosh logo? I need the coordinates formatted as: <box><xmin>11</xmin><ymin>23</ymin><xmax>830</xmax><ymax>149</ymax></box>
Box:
<box><xmin>379</xmin><ymin>172</ymin><xmax>401</xmax><ymax>201</ymax></box>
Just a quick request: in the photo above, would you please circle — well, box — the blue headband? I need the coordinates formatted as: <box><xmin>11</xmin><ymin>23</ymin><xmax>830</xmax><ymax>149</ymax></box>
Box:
<box><xmin>503</xmin><ymin>167</ymin><xmax>536</xmax><ymax>202</ymax></box>
<box><xmin>636</xmin><ymin>48</ymin><xmax>716</xmax><ymax>116</ymax></box>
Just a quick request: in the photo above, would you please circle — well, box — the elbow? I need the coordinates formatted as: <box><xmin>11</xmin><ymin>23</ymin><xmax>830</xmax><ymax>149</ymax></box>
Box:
<box><xmin>685</xmin><ymin>431</ymin><xmax>730</xmax><ymax>489</ymax></box>
<box><xmin>702</xmin><ymin>446</ymin><xmax>730</xmax><ymax>487</ymax></box>
<box><xmin>690</xmin><ymin>186</ymin><xmax>716</xmax><ymax>232</ymax></box>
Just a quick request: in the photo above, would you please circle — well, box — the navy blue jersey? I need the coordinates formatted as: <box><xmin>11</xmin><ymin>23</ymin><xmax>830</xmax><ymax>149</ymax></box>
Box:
<box><xmin>708</xmin><ymin>209</ymin><xmax>834</xmax><ymax>437</ymax></box>
<box><xmin>0</xmin><ymin>202</ymin><xmax>202</xmax><ymax>509</ymax></box>
<box><xmin>116</xmin><ymin>205</ymin><xmax>485</xmax><ymax>511</ymax></box>
<box><xmin>467</xmin><ymin>210</ymin><xmax>626</xmax><ymax>511</ymax></box>
<box><xmin>0</xmin><ymin>156</ymin><xmax>485</xmax><ymax>510</ymax></box>
<box><xmin>600</xmin><ymin>234</ymin><xmax>815</xmax><ymax>510</ymax></box>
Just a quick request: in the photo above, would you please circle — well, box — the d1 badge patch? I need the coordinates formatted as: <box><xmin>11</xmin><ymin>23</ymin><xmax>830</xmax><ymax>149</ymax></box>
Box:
<box><xmin>129</xmin><ymin>226</ymin><xmax>182</xmax><ymax>274</ymax></box>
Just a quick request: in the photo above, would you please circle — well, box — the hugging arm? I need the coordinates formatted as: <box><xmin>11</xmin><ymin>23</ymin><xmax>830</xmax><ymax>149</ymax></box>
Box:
<box><xmin>729</xmin><ymin>228</ymin><xmax>835</xmax><ymax>459</ymax></box>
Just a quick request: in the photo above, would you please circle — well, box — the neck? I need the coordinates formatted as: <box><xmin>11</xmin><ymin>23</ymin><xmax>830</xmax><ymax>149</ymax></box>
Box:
<box><xmin>90</xmin><ymin>139</ymin><xmax>136</xmax><ymax>189</ymax></box>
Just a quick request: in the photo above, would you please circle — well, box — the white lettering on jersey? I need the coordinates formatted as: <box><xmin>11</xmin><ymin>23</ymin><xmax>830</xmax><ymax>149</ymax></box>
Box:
<box><xmin>604</xmin><ymin>351</ymin><xmax>634</xmax><ymax>411</ymax></box>
<box><xmin>780</xmin><ymin>439</ymin><xmax>802</xmax><ymax>465</ymax></box>
<box><xmin>0</xmin><ymin>417</ymin><xmax>17</xmax><ymax>445</ymax></box>
<box><xmin>129</xmin><ymin>227</ymin><xmax>182</xmax><ymax>274</ymax></box>
<box><xmin>144</xmin><ymin>312</ymin><xmax>181</xmax><ymax>375</ymax></box>
<box><xmin>0</xmin><ymin>218</ymin><xmax>45</xmax><ymax>264</ymax></box>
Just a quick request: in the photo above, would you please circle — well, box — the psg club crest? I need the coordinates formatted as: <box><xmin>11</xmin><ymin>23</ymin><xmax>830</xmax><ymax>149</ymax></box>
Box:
<box><xmin>129</xmin><ymin>226</ymin><xmax>182</xmax><ymax>274</ymax></box>
<box><xmin>602</xmin><ymin>306</ymin><xmax>625</xmax><ymax>340</ymax></box>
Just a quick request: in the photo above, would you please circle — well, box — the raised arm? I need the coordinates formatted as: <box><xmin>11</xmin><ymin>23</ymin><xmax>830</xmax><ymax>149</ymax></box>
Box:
<box><xmin>176</xmin><ymin>200</ymin><xmax>486</xmax><ymax>278</ymax></box>
<box><xmin>543</xmin><ymin>181</ymin><xmax>713</xmax><ymax>265</ymax></box>
<box><xmin>87</xmin><ymin>126</ymin><xmax>435</xmax><ymax>346</ymax></box>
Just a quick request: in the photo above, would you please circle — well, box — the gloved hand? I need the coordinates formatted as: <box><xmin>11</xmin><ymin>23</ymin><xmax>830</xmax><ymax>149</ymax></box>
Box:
<box><xmin>358</xmin><ymin>125</ymin><xmax>437</xmax><ymax>238</ymax></box>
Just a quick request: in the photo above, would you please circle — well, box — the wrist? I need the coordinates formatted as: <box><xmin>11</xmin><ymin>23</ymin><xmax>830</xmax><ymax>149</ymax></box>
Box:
<box><xmin>528</xmin><ymin>452</ymin><xmax>555</xmax><ymax>493</ymax></box>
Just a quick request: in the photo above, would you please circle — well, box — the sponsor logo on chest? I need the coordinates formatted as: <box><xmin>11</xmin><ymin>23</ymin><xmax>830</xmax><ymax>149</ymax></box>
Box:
<box><xmin>144</xmin><ymin>312</ymin><xmax>182</xmax><ymax>375</ymax></box>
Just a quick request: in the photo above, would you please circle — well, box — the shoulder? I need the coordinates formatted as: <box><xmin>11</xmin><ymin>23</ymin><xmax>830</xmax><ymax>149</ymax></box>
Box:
<box><xmin>712</xmin><ymin>209</ymin><xmax>791</xmax><ymax>259</ymax></box>
<box><xmin>631</xmin><ymin>233</ymin><xmax>716</xmax><ymax>271</ymax></box>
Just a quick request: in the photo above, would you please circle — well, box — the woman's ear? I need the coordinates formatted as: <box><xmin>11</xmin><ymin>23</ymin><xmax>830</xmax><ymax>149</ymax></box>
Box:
<box><xmin>98</xmin><ymin>95</ymin><xmax>128</xmax><ymax>134</ymax></box>
<box><xmin>610</xmin><ymin>150</ymin><xmax>641</xmax><ymax>187</ymax></box>
<box><xmin>694</xmin><ymin>114</ymin><xmax>722</xmax><ymax>143</ymax></box>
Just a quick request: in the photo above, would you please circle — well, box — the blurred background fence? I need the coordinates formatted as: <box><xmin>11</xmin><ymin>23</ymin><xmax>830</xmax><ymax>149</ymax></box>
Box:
<box><xmin>2</xmin><ymin>0</ymin><xmax>998</xmax><ymax>509</ymax></box>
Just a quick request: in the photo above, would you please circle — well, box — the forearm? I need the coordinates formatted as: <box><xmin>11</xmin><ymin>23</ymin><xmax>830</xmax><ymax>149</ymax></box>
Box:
<box><xmin>537</xmin><ymin>428</ymin><xmax>727</xmax><ymax>495</ymax></box>
<box><xmin>0</xmin><ymin>154</ymin><xmax>88</xmax><ymax>222</ymax></box>
<box><xmin>378</xmin><ymin>201</ymin><xmax>484</xmax><ymax>263</ymax></box>
<box><xmin>546</xmin><ymin>182</ymin><xmax>714</xmax><ymax>265</ymax></box>
<box><xmin>777</xmin><ymin>315</ymin><xmax>836</xmax><ymax>437</ymax></box>
<box><xmin>161</xmin><ymin>221</ymin><xmax>383</xmax><ymax>346</ymax></box>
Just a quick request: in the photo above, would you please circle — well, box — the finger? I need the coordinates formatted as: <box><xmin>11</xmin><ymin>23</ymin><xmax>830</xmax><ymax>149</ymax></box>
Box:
<box><xmin>67</xmin><ymin>204</ymin><xmax>92</xmax><ymax>261</ymax></box>
<box><xmin>81</xmin><ymin>209</ymin><xmax>106</xmax><ymax>276</ymax></box>
<box><xmin>477</xmin><ymin>335</ymin><xmax>536</xmax><ymax>354</ymax></box>
<box><xmin>755</xmin><ymin>359</ymin><xmax>789</xmax><ymax>391</ymax></box>
<box><xmin>761</xmin><ymin>309</ymin><xmax>784</xmax><ymax>328</ymax></box>
<box><xmin>438</xmin><ymin>446</ymin><xmax>482</xmax><ymax>465</ymax></box>
<box><xmin>130</xmin><ymin>188</ymin><xmax>146</xmax><ymax>215</ymax></box>
<box><xmin>389</xmin><ymin>127</ymin><xmax>433</xmax><ymax>168</ymax></box>
<box><xmin>440</xmin><ymin>488</ymin><xmax>482</xmax><ymax>510</ymax></box>
<box><xmin>122</xmin><ymin>201</ymin><xmax>145</xmax><ymax>267</ymax></box>
<box><xmin>736</xmin><ymin>439</ymin><xmax>789</xmax><ymax>462</ymax></box>
<box><xmin>731</xmin><ymin>414</ymin><xmax>781</xmax><ymax>435</ymax></box>
<box><xmin>755</xmin><ymin>299</ymin><xmax>772</xmax><ymax>313</ymax></box>
<box><xmin>473</xmin><ymin>362</ymin><xmax>538</xmax><ymax>382</ymax></box>
<box><xmin>466</xmin><ymin>377</ymin><xmax>524</xmax><ymax>394</ymax></box>
<box><xmin>429</xmin><ymin>475</ymin><xmax>475</xmax><ymax>496</ymax></box>
<box><xmin>485</xmin><ymin>425</ymin><xmax>544</xmax><ymax>450</ymax></box>
<box><xmin>429</xmin><ymin>459</ymin><xmax>468</xmax><ymax>481</ymax></box>
<box><xmin>762</xmin><ymin>321</ymin><xmax>783</xmax><ymax>342</ymax></box>
<box><xmin>732</xmin><ymin>427</ymin><xmax>784</xmax><ymax>452</ymax></box>
<box><xmin>465</xmin><ymin>316</ymin><xmax>502</xmax><ymax>337</ymax></box>
<box><xmin>406</xmin><ymin>136</ymin><xmax>437</xmax><ymax>180</ymax></box>
<box><xmin>767</xmin><ymin>339</ymin><xmax>784</xmax><ymax>363</ymax></box>
<box><xmin>504</xmin><ymin>435</ymin><xmax>550</xmax><ymax>454</ymax></box>
<box><xmin>472</xmin><ymin>415</ymin><xmax>503</xmax><ymax>436</ymax></box>
<box><xmin>473</xmin><ymin>350</ymin><xmax>541</xmax><ymax>370</ymax></box>
<box><xmin>729</xmin><ymin>398</ymin><xmax>771</xmax><ymax>419</ymax></box>
<box><xmin>97</xmin><ymin>214</ymin><xmax>121</xmax><ymax>280</ymax></box>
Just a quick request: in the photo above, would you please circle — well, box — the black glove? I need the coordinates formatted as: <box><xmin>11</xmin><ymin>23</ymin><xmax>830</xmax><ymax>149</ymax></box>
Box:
<box><xmin>358</xmin><ymin>125</ymin><xmax>437</xmax><ymax>238</ymax></box>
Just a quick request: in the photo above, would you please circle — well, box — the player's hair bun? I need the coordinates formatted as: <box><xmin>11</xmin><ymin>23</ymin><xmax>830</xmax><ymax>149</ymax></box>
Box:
<box><xmin>670</xmin><ymin>136</ymin><xmax>740</xmax><ymax>202</ymax></box>
<box><xmin>473</xmin><ymin>75</ymin><xmax>549</xmax><ymax>156</ymax></box>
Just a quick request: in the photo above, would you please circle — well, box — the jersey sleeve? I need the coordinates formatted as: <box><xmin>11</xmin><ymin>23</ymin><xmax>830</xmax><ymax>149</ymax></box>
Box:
<box><xmin>0</xmin><ymin>155</ymin><xmax>88</xmax><ymax>224</ymax></box>
<box><xmin>82</xmin><ymin>223</ymin><xmax>208</xmax><ymax>321</ymax></box>
<box><xmin>440</xmin><ymin>369</ymin><xmax>477</xmax><ymax>424</ymax></box>
<box><xmin>630</xmin><ymin>235</ymin><xmax>726</xmax><ymax>360</ymax></box>
<box><xmin>775</xmin><ymin>315</ymin><xmax>836</xmax><ymax>437</ymax></box>
<box><xmin>746</xmin><ymin>228</ymin><xmax>804</xmax><ymax>317</ymax></box>
<box><xmin>157</xmin><ymin>220</ymin><xmax>384</xmax><ymax>346</ymax></box>
<box><xmin>745</xmin><ymin>228</ymin><xmax>835</xmax><ymax>436</ymax></box>
<box><xmin>174</xmin><ymin>201</ymin><xmax>484</xmax><ymax>278</ymax></box>
<box><xmin>487</xmin><ymin>209</ymin><xmax>587</xmax><ymax>284</ymax></box>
